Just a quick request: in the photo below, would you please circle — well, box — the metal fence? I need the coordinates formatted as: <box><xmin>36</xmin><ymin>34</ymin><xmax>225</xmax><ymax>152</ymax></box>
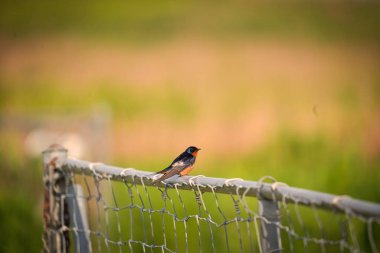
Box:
<box><xmin>42</xmin><ymin>144</ymin><xmax>380</xmax><ymax>253</ymax></box>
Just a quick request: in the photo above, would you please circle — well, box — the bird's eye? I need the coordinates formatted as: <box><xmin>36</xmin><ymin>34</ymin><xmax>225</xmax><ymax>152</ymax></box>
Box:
<box><xmin>188</xmin><ymin>147</ymin><xmax>193</xmax><ymax>153</ymax></box>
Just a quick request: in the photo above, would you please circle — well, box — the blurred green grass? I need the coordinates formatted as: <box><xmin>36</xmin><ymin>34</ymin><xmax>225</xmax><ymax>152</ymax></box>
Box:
<box><xmin>0</xmin><ymin>81</ymin><xmax>196</xmax><ymax>121</ymax></box>
<box><xmin>1</xmin><ymin>1</ymin><xmax>380</xmax><ymax>42</ymax></box>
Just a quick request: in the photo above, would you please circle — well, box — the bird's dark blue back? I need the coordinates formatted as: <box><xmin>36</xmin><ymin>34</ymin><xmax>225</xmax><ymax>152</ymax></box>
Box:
<box><xmin>157</xmin><ymin>149</ymin><xmax>195</xmax><ymax>174</ymax></box>
<box><xmin>170</xmin><ymin>151</ymin><xmax>189</xmax><ymax>165</ymax></box>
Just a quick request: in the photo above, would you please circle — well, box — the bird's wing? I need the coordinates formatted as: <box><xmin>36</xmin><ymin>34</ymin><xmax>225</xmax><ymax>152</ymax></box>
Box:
<box><xmin>170</xmin><ymin>152</ymin><xmax>188</xmax><ymax>166</ymax></box>
<box><xmin>155</xmin><ymin>152</ymin><xmax>191</xmax><ymax>174</ymax></box>
<box><xmin>155</xmin><ymin>160</ymin><xmax>191</xmax><ymax>183</ymax></box>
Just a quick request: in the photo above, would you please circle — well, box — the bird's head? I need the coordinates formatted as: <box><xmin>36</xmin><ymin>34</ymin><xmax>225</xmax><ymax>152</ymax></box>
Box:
<box><xmin>186</xmin><ymin>146</ymin><xmax>201</xmax><ymax>156</ymax></box>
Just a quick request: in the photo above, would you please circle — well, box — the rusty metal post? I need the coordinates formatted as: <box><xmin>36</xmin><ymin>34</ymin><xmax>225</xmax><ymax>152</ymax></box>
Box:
<box><xmin>259</xmin><ymin>197</ymin><xmax>282</xmax><ymax>253</ymax></box>
<box><xmin>42</xmin><ymin>144</ymin><xmax>69</xmax><ymax>253</ymax></box>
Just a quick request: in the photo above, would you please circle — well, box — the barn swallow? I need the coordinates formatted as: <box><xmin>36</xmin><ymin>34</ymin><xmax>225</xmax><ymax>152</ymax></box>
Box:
<box><xmin>154</xmin><ymin>146</ymin><xmax>201</xmax><ymax>184</ymax></box>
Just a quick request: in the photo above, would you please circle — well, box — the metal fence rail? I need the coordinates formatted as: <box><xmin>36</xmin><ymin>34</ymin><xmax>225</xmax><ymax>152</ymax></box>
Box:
<box><xmin>42</xmin><ymin>144</ymin><xmax>380</xmax><ymax>253</ymax></box>
<box><xmin>63</xmin><ymin>156</ymin><xmax>380</xmax><ymax>219</ymax></box>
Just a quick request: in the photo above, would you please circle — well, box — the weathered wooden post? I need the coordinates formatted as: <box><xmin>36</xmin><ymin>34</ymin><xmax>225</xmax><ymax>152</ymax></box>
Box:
<box><xmin>42</xmin><ymin>144</ymin><xmax>69</xmax><ymax>253</ymax></box>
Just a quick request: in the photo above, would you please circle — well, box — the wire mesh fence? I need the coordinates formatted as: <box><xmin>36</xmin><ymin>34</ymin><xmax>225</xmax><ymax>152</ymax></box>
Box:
<box><xmin>42</xmin><ymin>145</ymin><xmax>380</xmax><ymax>253</ymax></box>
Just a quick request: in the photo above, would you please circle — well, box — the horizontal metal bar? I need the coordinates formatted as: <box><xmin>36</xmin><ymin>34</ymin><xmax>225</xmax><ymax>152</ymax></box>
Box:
<box><xmin>62</xmin><ymin>157</ymin><xmax>380</xmax><ymax>220</ymax></box>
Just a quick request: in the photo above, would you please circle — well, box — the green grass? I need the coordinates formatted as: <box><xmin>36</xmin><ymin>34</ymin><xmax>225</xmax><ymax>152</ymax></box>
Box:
<box><xmin>1</xmin><ymin>1</ymin><xmax>380</xmax><ymax>42</ymax></box>
<box><xmin>0</xmin><ymin>154</ymin><xmax>42</xmax><ymax>253</ymax></box>
<box><xmin>0</xmin><ymin>195</ymin><xmax>42</xmax><ymax>252</ymax></box>
<box><xmin>0</xmin><ymin>81</ymin><xmax>196</xmax><ymax>122</ymax></box>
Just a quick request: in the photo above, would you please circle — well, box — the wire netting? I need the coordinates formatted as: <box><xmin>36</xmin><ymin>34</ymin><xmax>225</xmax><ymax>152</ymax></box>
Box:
<box><xmin>43</xmin><ymin>146</ymin><xmax>380</xmax><ymax>253</ymax></box>
<box><xmin>43</xmin><ymin>156</ymin><xmax>380</xmax><ymax>253</ymax></box>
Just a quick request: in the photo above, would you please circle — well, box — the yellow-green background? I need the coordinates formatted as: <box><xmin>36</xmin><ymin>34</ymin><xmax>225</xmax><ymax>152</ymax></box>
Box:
<box><xmin>1</xmin><ymin>1</ymin><xmax>380</xmax><ymax>252</ymax></box>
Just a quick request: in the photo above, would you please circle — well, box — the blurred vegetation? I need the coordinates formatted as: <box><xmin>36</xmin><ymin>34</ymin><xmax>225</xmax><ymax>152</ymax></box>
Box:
<box><xmin>1</xmin><ymin>0</ymin><xmax>380</xmax><ymax>252</ymax></box>
<box><xmin>1</xmin><ymin>1</ymin><xmax>380</xmax><ymax>42</ymax></box>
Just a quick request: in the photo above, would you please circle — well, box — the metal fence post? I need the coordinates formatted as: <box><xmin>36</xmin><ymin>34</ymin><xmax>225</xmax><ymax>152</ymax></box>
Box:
<box><xmin>67</xmin><ymin>184</ymin><xmax>92</xmax><ymax>253</ymax></box>
<box><xmin>42</xmin><ymin>144</ymin><xmax>69</xmax><ymax>253</ymax></box>
<box><xmin>259</xmin><ymin>197</ymin><xmax>282</xmax><ymax>253</ymax></box>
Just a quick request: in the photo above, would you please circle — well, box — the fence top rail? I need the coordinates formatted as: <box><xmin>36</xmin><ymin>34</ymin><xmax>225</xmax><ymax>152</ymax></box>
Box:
<box><xmin>54</xmin><ymin>156</ymin><xmax>380</xmax><ymax>220</ymax></box>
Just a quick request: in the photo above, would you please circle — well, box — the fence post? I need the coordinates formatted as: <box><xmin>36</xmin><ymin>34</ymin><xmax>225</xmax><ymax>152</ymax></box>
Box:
<box><xmin>259</xmin><ymin>197</ymin><xmax>282</xmax><ymax>253</ymax></box>
<box><xmin>42</xmin><ymin>144</ymin><xmax>69</xmax><ymax>253</ymax></box>
<box><xmin>67</xmin><ymin>184</ymin><xmax>92</xmax><ymax>253</ymax></box>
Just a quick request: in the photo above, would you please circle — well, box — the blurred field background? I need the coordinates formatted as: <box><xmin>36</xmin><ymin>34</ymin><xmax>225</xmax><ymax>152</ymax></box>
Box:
<box><xmin>1</xmin><ymin>1</ymin><xmax>380</xmax><ymax>252</ymax></box>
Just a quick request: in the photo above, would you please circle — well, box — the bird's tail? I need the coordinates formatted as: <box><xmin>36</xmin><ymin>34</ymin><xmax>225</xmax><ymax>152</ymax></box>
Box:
<box><xmin>149</xmin><ymin>166</ymin><xmax>170</xmax><ymax>181</ymax></box>
<box><xmin>155</xmin><ymin>166</ymin><xmax>171</xmax><ymax>175</ymax></box>
<box><xmin>150</xmin><ymin>166</ymin><xmax>169</xmax><ymax>185</ymax></box>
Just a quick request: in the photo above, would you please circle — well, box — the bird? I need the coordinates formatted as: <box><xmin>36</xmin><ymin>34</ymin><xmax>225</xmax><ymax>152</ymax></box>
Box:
<box><xmin>154</xmin><ymin>146</ymin><xmax>201</xmax><ymax>184</ymax></box>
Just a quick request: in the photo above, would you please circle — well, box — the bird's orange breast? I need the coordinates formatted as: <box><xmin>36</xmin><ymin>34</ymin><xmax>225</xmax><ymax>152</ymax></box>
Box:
<box><xmin>180</xmin><ymin>166</ymin><xmax>193</xmax><ymax>176</ymax></box>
